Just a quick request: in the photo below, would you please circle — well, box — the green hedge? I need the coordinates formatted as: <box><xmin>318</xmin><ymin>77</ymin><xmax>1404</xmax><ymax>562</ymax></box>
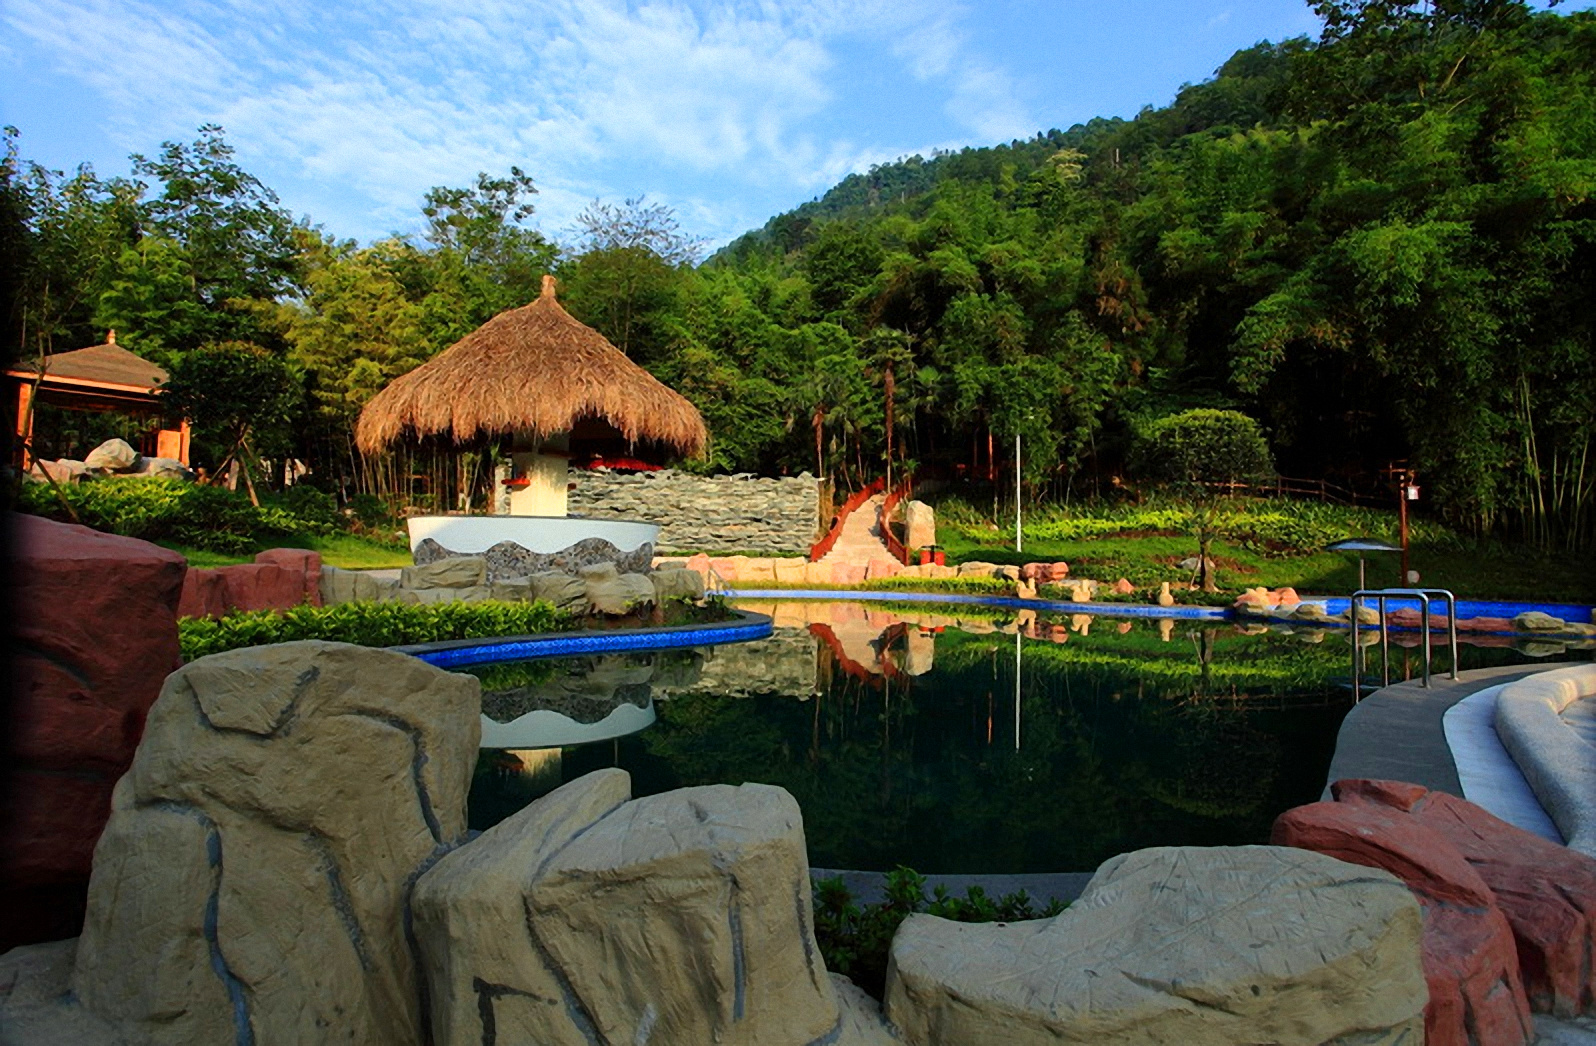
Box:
<box><xmin>19</xmin><ymin>476</ymin><xmax>338</xmax><ymax>554</ymax></box>
<box><xmin>179</xmin><ymin>600</ymin><xmax>570</xmax><ymax>661</ymax></box>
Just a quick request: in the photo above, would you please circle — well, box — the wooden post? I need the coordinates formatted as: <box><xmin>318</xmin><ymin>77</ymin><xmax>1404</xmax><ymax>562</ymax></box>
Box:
<box><xmin>15</xmin><ymin>382</ymin><xmax>34</xmax><ymax>470</ymax></box>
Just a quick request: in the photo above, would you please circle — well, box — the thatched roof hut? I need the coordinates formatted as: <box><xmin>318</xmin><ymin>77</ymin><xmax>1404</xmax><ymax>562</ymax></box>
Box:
<box><xmin>355</xmin><ymin>275</ymin><xmax>707</xmax><ymax>457</ymax></box>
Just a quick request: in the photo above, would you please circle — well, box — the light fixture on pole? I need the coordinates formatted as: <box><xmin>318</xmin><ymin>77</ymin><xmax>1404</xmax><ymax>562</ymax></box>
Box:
<box><xmin>1327</xmin><ymin>537</ymin><xmax>1402</xmax><ymax>591</ymax></box>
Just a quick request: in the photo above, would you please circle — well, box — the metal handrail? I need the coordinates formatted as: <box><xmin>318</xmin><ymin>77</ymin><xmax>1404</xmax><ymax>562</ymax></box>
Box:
<box><xmin>1350</xmin><ymin>588</ymin><xmax>1459</xmax><ymax>701</ymax></box>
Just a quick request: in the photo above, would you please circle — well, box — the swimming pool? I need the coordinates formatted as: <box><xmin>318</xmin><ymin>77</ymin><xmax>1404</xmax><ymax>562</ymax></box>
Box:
<box><xmin>455</xmin><ymin>598</ymin><xmax>1587</xmax><ymax>873</ymax></box>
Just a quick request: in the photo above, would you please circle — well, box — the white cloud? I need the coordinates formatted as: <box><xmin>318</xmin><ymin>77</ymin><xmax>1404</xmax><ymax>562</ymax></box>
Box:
<box><xmin>4</xmin><ymin>0</ymin><xmax>1028</xmax><ymax>244</ymax></box>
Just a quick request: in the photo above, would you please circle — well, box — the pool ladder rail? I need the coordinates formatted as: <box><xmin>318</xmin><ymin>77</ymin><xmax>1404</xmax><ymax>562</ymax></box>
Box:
<box><xmin>1350</xmin><ymin>588</ymin><xmax>1460</xmax><ymax>701</ymax></box>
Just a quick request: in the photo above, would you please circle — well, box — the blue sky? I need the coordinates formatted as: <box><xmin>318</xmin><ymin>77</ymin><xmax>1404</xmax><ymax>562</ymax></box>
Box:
<box><xmin>0</xmin><ymin>0</ymin><xmax>1562</xmax><ymax>250</ymax></box>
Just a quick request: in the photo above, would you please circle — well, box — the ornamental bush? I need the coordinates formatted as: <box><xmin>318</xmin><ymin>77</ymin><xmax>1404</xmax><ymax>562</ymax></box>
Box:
<box><xmin>18</xmin><ymin>475</ymin><xmax>337</xmax><ymax>553</ymax></box>
<box><xmin>1132</xmin><ymin>409</ymin><xmax>1275</xmax><ymax>489</ymax></box>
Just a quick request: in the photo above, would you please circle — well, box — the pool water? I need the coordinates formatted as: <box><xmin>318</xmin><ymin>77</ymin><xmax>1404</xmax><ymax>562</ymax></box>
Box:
<box><xmin>462</xmin><ymin>600</ymin><xmax>1587</xmax><ymax>874</ymax></box>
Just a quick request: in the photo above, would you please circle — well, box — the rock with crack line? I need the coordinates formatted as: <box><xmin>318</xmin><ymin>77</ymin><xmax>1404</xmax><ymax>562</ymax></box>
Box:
<box><xmin>72</xmin><ymin>640</ymin><xmax>481</xmax><ymax>1046</ymax></box>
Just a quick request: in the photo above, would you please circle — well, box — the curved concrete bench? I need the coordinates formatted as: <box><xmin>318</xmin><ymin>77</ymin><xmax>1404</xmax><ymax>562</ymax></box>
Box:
<box><xmin>1495</xmin><ymin>665</ymin><xmax>1596</xmax><ymax>857</ymax></box>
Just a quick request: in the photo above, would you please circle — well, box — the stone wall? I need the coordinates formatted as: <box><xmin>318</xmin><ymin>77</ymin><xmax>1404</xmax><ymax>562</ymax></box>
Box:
<box><xmin>570</xmin><ymin>469</ymin><xmax>819</xmax><ymax>555</ymax></box>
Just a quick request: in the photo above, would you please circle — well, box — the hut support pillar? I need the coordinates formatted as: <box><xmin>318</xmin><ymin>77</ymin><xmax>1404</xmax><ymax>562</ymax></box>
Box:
<box><xmin>507</xmin><ymin>434</ymin><xmax>570</xmax><ymax>517</ymax></box>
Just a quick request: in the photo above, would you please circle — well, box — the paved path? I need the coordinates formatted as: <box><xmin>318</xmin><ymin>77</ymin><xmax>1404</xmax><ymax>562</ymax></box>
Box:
<box><xmin>1321</xmin><ymin>663</ymin><xmax>1557</xmax><ymax>798</ymax></box>
<box><xmin>817</xmin><ymin>494</ymin><xmax>894</xmax><ymax>568</ymax></box>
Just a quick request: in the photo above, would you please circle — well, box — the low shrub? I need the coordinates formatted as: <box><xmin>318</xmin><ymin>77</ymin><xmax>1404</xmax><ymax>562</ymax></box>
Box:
<box><xmin>179</xmin><ymin>599</ymin><xmax>570</xmax><ymax>661</ymax></box>
<box><xmin>813</xmin><ymin>867</ymin><xmax>1067</xmax><ymax>1000</ymax></box>
<box><xmin>19</xmin><ymin>475</ymin><xmax>345</xmax><ymax>553</ymax></box>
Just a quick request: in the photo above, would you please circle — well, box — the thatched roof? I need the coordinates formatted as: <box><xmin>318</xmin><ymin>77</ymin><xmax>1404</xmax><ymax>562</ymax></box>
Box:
<box><xmin>355</xmin><ymin>275</ymin><xmax>707</xmax><ymax>457</ymax></box>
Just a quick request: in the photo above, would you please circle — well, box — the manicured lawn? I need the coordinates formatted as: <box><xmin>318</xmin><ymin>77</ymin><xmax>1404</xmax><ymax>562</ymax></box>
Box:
<box><xmin>921</xmin><ymin>496</ymin><xmax>1596</xmax><ymax>604</ymax></box>
<box><xmin>938</xmin><ymin>528</ymin><xmax>1595</xmax><ymax>604</ymax></box>
<box><xmin>158</xmin><ymin>532</ymin><xmax>412</xmax><ymax>571</ymax></box>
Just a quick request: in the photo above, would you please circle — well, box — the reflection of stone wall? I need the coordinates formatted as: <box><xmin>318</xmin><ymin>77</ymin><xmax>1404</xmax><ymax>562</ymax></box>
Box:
<box><xmin>658</xmin><ymin>633</ymin><xmax>820</xmax><ymax>699</ymax></box>
<box><xmin>570</xmin><ymin>469</ymin><xmax>819</xmax><ymax>555</ymax></box>
<box><xmin>480</xmin><ymin>653</ymin><xmax>704</xmax><ymax>723</ymax></box>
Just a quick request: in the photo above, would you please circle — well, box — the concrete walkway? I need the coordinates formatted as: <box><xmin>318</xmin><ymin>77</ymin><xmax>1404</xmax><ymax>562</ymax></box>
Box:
<box><xmin>816</xmin><ymin>494</ymin><xmax>895</xmax><ymax>568</ymax></box>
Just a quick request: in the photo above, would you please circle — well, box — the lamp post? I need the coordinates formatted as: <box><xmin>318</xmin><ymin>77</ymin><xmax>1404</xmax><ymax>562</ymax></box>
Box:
<box><xmin>1015</xmin><ymin>433</ymin><xmax>1022</xmax><ymax>553</ymax></box>
<box><xmin>1327</xmin><ymin>537</ymin><xmax>1403</xmax><ymax>591</ymax></box>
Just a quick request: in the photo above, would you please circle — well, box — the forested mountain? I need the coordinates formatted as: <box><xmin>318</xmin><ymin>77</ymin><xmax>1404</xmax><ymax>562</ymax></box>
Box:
<box><xmin>5</xmin><ymin>0</ymin><xmax>1593</xmax><ymax>550</ymax></box>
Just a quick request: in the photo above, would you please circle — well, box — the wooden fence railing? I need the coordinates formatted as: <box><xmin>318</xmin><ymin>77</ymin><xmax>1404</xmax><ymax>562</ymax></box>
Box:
<box><xmin>879</xmin><ymin>477</ymin><xmax>915</xmax><ymax>564</ymax></box>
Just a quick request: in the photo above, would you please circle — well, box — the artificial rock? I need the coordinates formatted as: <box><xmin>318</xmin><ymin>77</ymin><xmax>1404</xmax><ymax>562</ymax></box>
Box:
<box><xmin>652</xmin><ymin>563</ymin><xmax>706</xmax><ymax>602</ymax></box>
<box><xmin>82</xmin><ymin>438</ymin><xmax>139</xmax><ymax>471</ymax></box>
<box><xmin>402</xmin><ymin>556</ymin><xmax>488</xmax><ymax>590</ymax></box>
<box><xmin>582</xmin><ymin>564</ymin><xmax>656</xmax><ymax>615</ymax></box>
<box><xmin>72</xmin><ymin>641</ymin><xmax>481</xmax><ymax>1046</ymax></box>
<box><xmin>884</xmin><ymin>845</ymin><xmax>1426</xmax><ymax>1046</ymax></box>
<box><xmin>903</xmin><ymin>500</ymin><xmax>935</xmax><ymax>552</ymax></box>
<box><xmin>4</xmin><ymin>514</ymin><xmax>187</xmax><ymax>951</ymax></box>
<box><xmin>528</xmin><ymin>570</ymin><xmax>590</xmax><ymax>613</ymax></box>
<box><xmin>1273</xmin><ymin>795</ymin><xmax>1533</xmax><ymax>1046</ymax></box>
<box><xmin>1332</xmin><ymin>778</ymin><xmax>1596</xmax><ymax>1019</ymax></box>
<box><xmin>414</xmin><ymin>772</ymin><xmax>863</xmax><ymax>1046</ymax></box>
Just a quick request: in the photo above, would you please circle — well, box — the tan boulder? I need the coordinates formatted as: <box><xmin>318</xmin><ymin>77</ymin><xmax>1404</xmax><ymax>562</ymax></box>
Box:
<box><xmin>1514</xmin><ymin>611</ymin><xmax>1567</xmax><ymax>632</ymax></box>
<box><xmin>581</xmin><ymin>563</ymin><xmax>656</xmax><ymax>615</ymax></box>
<box><xmin>490</xmin><ymin>576</ymin><xmax>533</xmax><ymax>601</ymax></box>
<box><xmin>885</xmin><ymin>846</ymin><xmax>1426</xmax><ymax>1045</ymax></box>
<box><xmin>399</xmin><ymin>584</ymin><xmax>492</xmax><ymax>605</ymax></box>
<box><xmin>957</xmin><ymin>561</ymin><xmax>998</xmax><ymax>578</ymax></box>
<box><xmin>653</xmin><ymin>565</ymin><xmax>706</xmax><ymax>602</ymax></box>
<box><xmin>528</xmin><ymin>571</ymin><xmax>589</xmax><ymax>612</ymax></box>
<box><xmin>904</xmin><ymin>500</ymin><xmax>936</xmax><ymax>551</ymax></box>
<box><xmin>72</xmin><ymin>641</ymin><xmax>481</xmax><ymax>1046</ymax></box>
<box><xmin>402</xmin><ymin>556</ymin><xmax>488</xmax><ymax>589</ymax></box>
<box><xmin>925</xmin><ymin>563</ymin><xmax>956</xmax><ymax>580</ymax></box>
<box><xmin>319</xmin><ymin>565</ymin><xmax>400</xmax><ymax>604</ymax></box>
<box><xmin>416</xmin><ymin>772</ymin><xmax>869</xmax><ymax>1045</ymax></box>
<box><xmin>530</xmin><ymin>782</ymin><xmax>841</xmax><ymax>1044</ymax></box>
<box><xmin>413</xmin><ymin>770</ymin><xmax>634</xmax><ymax>1046</ymax></box>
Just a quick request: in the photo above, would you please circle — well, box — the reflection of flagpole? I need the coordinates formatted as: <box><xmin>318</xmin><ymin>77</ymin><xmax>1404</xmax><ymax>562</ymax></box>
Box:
<box><xmin>1014</xmin><ymin>627</ymin><xmax>1022</xmax><ymax>750</ymax></box>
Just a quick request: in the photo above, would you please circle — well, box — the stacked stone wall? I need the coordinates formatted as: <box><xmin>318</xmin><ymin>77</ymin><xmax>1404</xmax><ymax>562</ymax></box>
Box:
<box><xmin>570</xmin><ymin>469</ymin><xmax>819</xmax><ymax>555</ymax></box>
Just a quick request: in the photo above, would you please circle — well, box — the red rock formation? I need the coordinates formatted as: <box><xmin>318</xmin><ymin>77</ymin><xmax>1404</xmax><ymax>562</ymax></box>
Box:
<box><xmin>176</xmin><ymin>549</ymin><xmax>322</xmax><ymax>619</ymax></box>
<box><xmin>1335</xmin><ymin>779</ymin><xmax>1596</xmax><ymax>1018</ymax></box>
<box><xmin>1273</xmin><ymin>797</ymin><xmax>1533</xmax><ymax>1046</ymax></box>
<box><xmin>4</xmin><ymin>514</ymin><xmax>186</xmax><ymax>950</ymax></box>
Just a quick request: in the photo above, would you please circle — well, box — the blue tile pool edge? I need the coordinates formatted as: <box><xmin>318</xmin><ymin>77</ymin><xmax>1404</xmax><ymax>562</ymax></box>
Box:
<box><xmin>395</xmin><ymin>609</ymin><xmax>775</xmax><ymax>668</ymax></box>
<box><xmin>727</xmin><ymin>588</ymin><xmax>1595</xmax><ymax>631</ymax></box>
<box><xmin>726</xmin><ymin>588</ymin><xmax>1228</xmax><ymax>619</ymax></box>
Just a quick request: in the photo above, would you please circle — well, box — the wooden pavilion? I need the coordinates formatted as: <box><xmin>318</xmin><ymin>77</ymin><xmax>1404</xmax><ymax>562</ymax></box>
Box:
<box><xmin>7</xmin><ymin>332</ymin><xmax>190</xmax><ymax>470</ymax></box>
<box><xmin>355</xmin><ymin>275</ymin><xmax>706</xmax><ymax>515</ymax></box>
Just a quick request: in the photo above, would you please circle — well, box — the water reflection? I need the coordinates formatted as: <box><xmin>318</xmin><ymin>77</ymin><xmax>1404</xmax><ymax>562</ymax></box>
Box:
<box><xmin>465</xmin><ymin>601</ymin><xmax>1588</xmax><ymax>872</ymax></box>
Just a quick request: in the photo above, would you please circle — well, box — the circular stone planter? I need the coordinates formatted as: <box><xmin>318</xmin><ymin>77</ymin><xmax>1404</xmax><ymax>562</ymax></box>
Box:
<box><xmin>406</xmin><ymin>515</ymin><xmax>659</xmax><ymax>556</ymax></box>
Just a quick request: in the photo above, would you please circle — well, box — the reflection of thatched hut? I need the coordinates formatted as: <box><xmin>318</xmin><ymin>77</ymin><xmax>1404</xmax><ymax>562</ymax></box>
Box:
<box><xmin>356</xmin><ymin>275</ymin><xmax>706</xmax><ymax>516</ymax></box>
